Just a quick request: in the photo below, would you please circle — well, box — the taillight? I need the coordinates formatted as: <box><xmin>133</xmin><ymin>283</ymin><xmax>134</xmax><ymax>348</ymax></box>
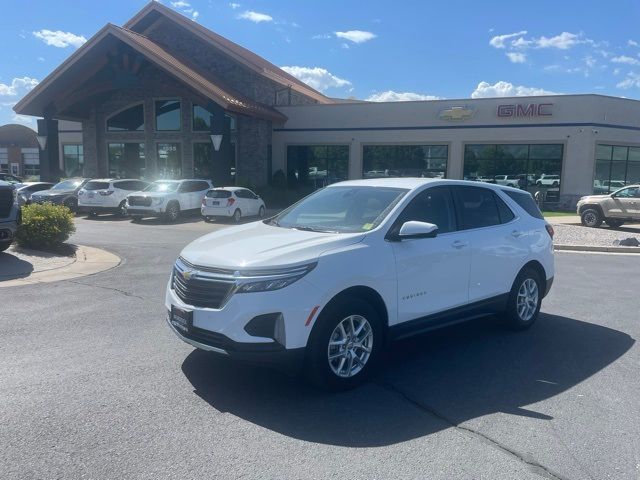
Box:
<box><xmin>201</xmin><ymin>197</ymin><xmax>206</xmax><ymax>206</ymax></box>
<box><xmin>545</xmin><ymin>224</ymin><xmax>555</xmax><ymax>239</ymax></box>
<box><xmin>227</xmin><ymin>198</ymin><xmax>235</xmax><ymax>207</ymax></box>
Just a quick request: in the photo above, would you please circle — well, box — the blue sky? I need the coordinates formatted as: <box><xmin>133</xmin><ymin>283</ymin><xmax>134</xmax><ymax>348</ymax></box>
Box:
<box><xmin>2</xmin><ymin>0</ymin><xmax>640</xmax><ymax>129</ymax></box>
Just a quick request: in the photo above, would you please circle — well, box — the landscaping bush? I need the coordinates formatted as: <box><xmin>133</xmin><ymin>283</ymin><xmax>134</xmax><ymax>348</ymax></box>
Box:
<box><xmin>16</xmin><ymin>203</ymin><xmax>76</xmax><ymax>250</ymax></box>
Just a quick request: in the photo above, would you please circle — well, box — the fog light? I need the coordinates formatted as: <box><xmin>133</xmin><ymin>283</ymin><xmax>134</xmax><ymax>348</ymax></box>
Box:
<box><xmin>244</xmin><ymin>312</ymin><xmax>285</xmax><ymax>345</ymax></box>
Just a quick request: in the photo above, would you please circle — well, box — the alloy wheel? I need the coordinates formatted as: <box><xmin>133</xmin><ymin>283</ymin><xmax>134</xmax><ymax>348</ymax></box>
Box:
<box><xmin>516</xmin><ymin>278</ymin><xmax>539</xmax><ymax>322</ymax></box>
<box><xmin>327</xmin><ymin>315</ymin><xmax>373</xmax><ymax>378</ymax></box>
<box><xmin>583</xmin><ymin>211</ymin><xmax>598</xmax><ymax>227</ymax></box>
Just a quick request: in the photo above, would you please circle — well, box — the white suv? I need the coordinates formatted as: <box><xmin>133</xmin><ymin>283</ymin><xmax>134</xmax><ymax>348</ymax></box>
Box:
<box><xmin>125</xmin><ymin>179</ymin><xmax>212</xmax><ymax>222</ymax></box>
<box><xmin>166</xmin><ymin>179</ymin><xmax>555</xmax><ymax>390</ymax></box>
<box><xmin>201</xmin><ymin>187</ymin><xmax>266</xmax><ymax>223</ymax></box>
<box><xmin>78</xmin><ymin>179</ymin><xmax>150</xmax><ymax>216</ymax></box>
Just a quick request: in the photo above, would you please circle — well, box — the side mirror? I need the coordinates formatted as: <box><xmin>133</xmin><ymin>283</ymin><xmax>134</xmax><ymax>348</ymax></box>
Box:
<box><xmin>396</xmin><ymin>221</ymin><xmax>438</xmax><ymax>240</ymax></box>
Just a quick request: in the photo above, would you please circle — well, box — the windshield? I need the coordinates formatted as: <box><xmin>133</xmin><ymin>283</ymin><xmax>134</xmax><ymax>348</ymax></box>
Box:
<box><xmin>206</xmin><ymin>190</ymin><xmax>232</xmax><ymax>198</ymax></box>
<box><xmin>270</xmin><ymin>186</ymin><xmax>408</xmax><ymax>233</ymax></box>
<box><xmin>145</xmin><ymin>182</ymin><xmax>179</xmax><ymax>193</ymax></box>
<box><xmin>53</xmin><ymin>179</ymin><xmax>83</xmax><ymax>190</ymax></box>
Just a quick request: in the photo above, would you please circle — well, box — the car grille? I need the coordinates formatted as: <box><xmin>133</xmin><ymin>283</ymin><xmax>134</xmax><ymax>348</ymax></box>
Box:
<box><xmin>172</xmin><ymin>266</ymin><xmax>235</xmax><ymax>309</ymax></box>
<box><xmin>128</xmin><ymin>196</ymin><xmax>152</xmax><ymax>207</ymax></box>
<box><xmin>0</xmin><ymin>188</ymin><xmax>13</xmax><ymax>218</ymax></box>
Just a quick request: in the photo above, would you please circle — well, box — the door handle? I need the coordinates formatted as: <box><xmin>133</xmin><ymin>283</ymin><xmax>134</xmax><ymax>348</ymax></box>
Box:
<box><xmin>511</xmin><ymin>230</ymin><xmax>524</xmax><ymax>238</ymax></box>
<box><xmin>451</xmin><ymin>240</ymin><xmax>469</xmax><ymax>249</ymax></box>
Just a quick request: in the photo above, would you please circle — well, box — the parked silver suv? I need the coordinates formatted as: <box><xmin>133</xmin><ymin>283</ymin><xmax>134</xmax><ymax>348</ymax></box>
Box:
<box><xmin>0</xmin><ymin>180</ymin><xmax>20</xmax><ymax>252</ymax></box>
<box><xmin>577</xmin><ymin>185</ymin><xmax>640</xmax><ymax>228</ymax></box>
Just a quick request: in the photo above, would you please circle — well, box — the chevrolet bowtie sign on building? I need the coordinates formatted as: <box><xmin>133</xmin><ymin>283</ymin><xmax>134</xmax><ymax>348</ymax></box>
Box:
<box><xmin>438</xmin><ymin>106</ymin><xmax>477</xmax><ymax>121</ymax></box>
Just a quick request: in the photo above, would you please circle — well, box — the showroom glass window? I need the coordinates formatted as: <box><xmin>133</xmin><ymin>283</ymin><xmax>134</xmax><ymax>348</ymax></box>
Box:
<box><xmin>155</xmin><ymin>100</ymin><xmax>181</xmax><ymax>131</ymax></box>
<box><xmin>192</xmin><ymin>105</ymin><xmax>237</xmax><ymax>132</ymax></box>
<box><xmin>286</xmin><ymin>145</ymin><xmax>349</xmax><ymax>189</ymax></box>
<box><xmin>463</xmin><ymin>144</ymin><xmax>563</xmax><ymax>198</ymax></box>
<box><xmin>156</xmin><ymin>143</ymin><xmax>182</xmax><ymax>179</ymax></box>
<box><xmin>21</xmin><ymin>148</ymin><xmax>40</xmax><ymax>178</ymax></box>
<box><xmin>63</xmin><ymin>144</ymin><xmax>84</xmax><ymax>177</ymax></box>
<box><xmin>108</xmin><ymin>143</ymin><xmax>146</xmax><ymax>178</ymax></box>
<box><xmin>193</xmin><ymin>142</ymin><xmax>213</xmax><ymax>179</ymax></box>
<box><xmin>594</xmin><ymin>144</ymin><xmax>640</xmax><ymax>194</ymax></box>
<box><xmin>107</xmin><ymin>104</ymin><xmax>144</xmax><ymax>131</ymax></box>
<box><xmin>363</xmin><ymin>145</ymin><xmax>448</xmax><ymax>179</ymax></box>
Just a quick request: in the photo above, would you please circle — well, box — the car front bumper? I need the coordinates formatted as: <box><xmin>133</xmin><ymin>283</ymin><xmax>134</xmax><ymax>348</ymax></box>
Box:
<box><xmin>126</xmin><ymin>206</ymin><xmax>164</xmax><ymax>216</ymax></box>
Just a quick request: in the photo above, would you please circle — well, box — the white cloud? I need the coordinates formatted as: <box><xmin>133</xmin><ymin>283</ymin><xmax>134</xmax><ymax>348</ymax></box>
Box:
<box><xmin>489</xmin><ymin>31</ymin><xmax>527</xmax><ymax>49</ymax></box>
<box><xmin>229</xmin><ymin>3</ymin><xmax>241</xmax><ymax>9</ymax></box>
<box><xmin>506</xmin><ymin>52</ymin><xmax>527</xmax><ymax>63</ymax></box>
<box><xmin>536</xmin><ymin>32</ymin><xmax>581</xmax><ymax>49</ymax></box>
<box><xmin>613</xmin><ymin>68</ymin><xmax>622</xmax><ymax>75</ymax></box>
<box><xmin>617</xmin><ymin>72</ymin><xmax>640</xmax><ymax>89</ymax></box>
<box><xmin>0</xmin><ymin>77</ymin><xmax>39</xmax><ymax>96</ymax></box>
<box><xmin>312</xmin><ymin>33</ymin><xmax>332</xmax><ymax>40</ymax></box>
<box><xmin>335</xmin><ymin>30</ymin><xmax>376</xmax><ymax>44</ymax></box>
<box><xmin>12</xmin><ymin>113</ymin><xmax>37</xmax><ymax>127</ymax></box>
<box><xmin>170</xmin><ymin>1</ymin><xmax>199</xmax><ymax>20</ymax></box>
<box><xmin>33</xmin><ymin>29</ymin><xmax>86</xmax><ymax>48</ymax></box>
<box><xmin>238</xmin><ymin>10</ymin><xmax>273</xmax><ymax>23</ymax></box>
<box><xmin>37</xmin><ymin>56</ymin><xmax>45</xmax><ymax>62</ymax></box>
<box><xmin>471</xmin><ymin>81</ymin><xmax>559</xmax><ymax>98</ymax></box>
<box><xmin>366</xmin><ymin>90</ymin><xmax>442</xmax><ymax>102</ymax></box>
<box><xmin>611</xmin><ymin>55</ymin><xmax>640</xmax><ymax>66</ymax></box>
<box><xmin>171</xmin><ymin>0</ymin><xmax>190</xmax><ymax>7</ymax></box>
<box><xmin>280</xmin><ymin>66</ymin><xmax>351</xmax><ymax>92</ymax></box>
<box><xmin>628</xmin><ymin>39</ymin><xmax>638</xmax><ymax>47</ymax></box>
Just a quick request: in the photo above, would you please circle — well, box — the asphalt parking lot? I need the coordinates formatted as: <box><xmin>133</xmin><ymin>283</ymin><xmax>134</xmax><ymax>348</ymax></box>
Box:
<box><xmin>2</xmin><ymin>214</ymin><xmax>639</xmax><ymax>480</ymax></box>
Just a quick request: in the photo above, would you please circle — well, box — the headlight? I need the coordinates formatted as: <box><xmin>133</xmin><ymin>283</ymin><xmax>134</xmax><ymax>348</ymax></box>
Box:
<box><xmin>236</xmin><ymin>262</ymin><xmax>317</xmax><ymax>293</ymax></box>
<box><xmin>152</xmin><ymin>197</ymin><xmax>165</xmax><ymax>205</ymax></box>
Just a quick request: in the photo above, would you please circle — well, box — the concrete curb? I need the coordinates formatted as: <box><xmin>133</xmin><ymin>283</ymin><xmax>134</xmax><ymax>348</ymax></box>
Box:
<box><xmin>554</xmin><ymin>244</ymin><xmax>640</xmax><ymax>254</ymax></box>
<box><xmin>0</xmin><ymin>245</ymin><xmax>121</xmax><ymax>288</ymax></box>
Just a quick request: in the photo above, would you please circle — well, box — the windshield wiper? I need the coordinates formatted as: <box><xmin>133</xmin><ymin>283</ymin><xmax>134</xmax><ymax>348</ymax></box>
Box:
<box><xmin>292</xmin><ymin>226</ymin><xmax>337</xmax><ymax>233</ymax></box>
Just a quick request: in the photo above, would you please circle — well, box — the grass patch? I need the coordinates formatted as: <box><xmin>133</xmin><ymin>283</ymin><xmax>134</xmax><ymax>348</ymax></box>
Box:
<box><xmin>543</xmin><ymin>211</ymin><xmax>576</xmax><ymax>217</ymax></box>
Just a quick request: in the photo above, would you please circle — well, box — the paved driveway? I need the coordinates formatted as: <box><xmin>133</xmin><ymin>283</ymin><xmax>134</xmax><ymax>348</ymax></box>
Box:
<box><xmin>1</xmin><ymin>215</ymin><xmax>638</xmax><ymax>479</ymax></box>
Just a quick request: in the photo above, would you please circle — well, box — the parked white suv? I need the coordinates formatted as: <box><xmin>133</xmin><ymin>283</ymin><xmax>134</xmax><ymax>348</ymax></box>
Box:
<box><xmin>126</xmin><ymin>179</ymin><xmax>212</xmax><ymax>222</ymax></box>
<box><xmin>201</xmin><ymin>187</ymin><xmax>266</xmax><ymax>222</ymax></box>
<box><xmin>494</xmin><ymin>175</ymin><xmax>519</xmax><ymax>187</ymax></box>
<box><xmin>536</xmin><ymin>174</ymin><xmax>560</xmax><ymax>187</ymax></box>
<box><xmin>78</xmin><ymin>179</ymin><xmax>150</xmax><ymax>216</ymax></box>
<box><xmin>166</xmin><ymin>179</ymin><xmax>555</xmax><ymax>390</ymax></box>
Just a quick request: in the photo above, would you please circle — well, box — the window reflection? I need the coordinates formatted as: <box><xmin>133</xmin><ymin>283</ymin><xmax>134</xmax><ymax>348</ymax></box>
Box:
<box><xmin>287</xmin><ymin>145</ymin><xmax>349</xmax><ymax>189</ymax></box>
<box><xmin>594</xmin><ymin>144</ymin><xmax>640</xmax><ymax>194</ymax></box>
<box><xmin>363</xmin><ymin>145</ymin><xmax>448</xmax><ymax>179</ymax></box>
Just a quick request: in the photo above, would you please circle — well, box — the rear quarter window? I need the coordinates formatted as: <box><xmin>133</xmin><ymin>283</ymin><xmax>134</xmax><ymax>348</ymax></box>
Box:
<box><xmin>504</xmin><ymin>190</ymin><xmax>544</xmax><ymax>219</ymax></box>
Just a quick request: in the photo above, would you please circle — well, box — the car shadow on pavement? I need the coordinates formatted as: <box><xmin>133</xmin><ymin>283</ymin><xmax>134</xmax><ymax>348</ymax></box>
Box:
<box><xmin>0</xmin><ymin>252</ymin><xmax>34</xmax><ymax>279</ymax></box>
<box><xmin>180</xmin><ymin>313</ymin><xmax>634</xmax><ymax>447</ymax></box>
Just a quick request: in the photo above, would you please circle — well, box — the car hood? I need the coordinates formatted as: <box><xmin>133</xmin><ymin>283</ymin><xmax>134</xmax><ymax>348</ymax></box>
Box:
<box><xmin>580</xmin><ymin>194</ymin><xmax>609</xmax><ymax>202</ymax></box>
<box><xmin>180</xmin><ymin>221</ymin><xmax>365</xmax><ymax>270</ymax></box>
<box><xmin>33</xmin><ymin>189</ymin><xmax>74</xmax><ymax>197</ymax></box>
<box><xmin>128</xmin><ymin>191</ymin><xmax>170</xmax><ymax>198</ymax></box>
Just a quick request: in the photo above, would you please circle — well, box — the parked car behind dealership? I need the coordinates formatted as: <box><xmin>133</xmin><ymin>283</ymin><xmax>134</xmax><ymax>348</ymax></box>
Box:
<box><xmin>126</xmin><ymin>179</ymin><xmax>212</xmax><ymax>222</ymax></box>
<box><xmin>29</xmin><ymin>178</ymin><xmax>89</xmax><ymax>212</ymax></box>
<box><xmin>0</xmin><ymin>180</ymin><xmax>20</xmax><ymax>252</ymax></box>
<box><xmin>0</xmin><ymin>173</ymin><xmax>23</xmax><ymax>187</ymax></box>
<box><xmin>78</xmin><ymin>179</ymin><xmax>150</xmax><ymax>217</ymax></box>
<box><xmin>166</xmin><ymin>178</ymin><xmax>555</xmax><ymax>390</ymax></box>
<box><xmin>201</xmin><ymin>187</ymin><xmax>266</xmax><ymax>223</ymax></box>
<box><xmin>16</xmin><ymin>182</ymin><xmax>55</xmax><ymax>206</ymax></box>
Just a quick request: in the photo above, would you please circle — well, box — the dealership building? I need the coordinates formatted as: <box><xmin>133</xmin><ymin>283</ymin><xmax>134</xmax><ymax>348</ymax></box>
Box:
<box><xmin>14</xmin><ymin>1</ymin><xmax>640</xmax><ymax>207</ymax></box>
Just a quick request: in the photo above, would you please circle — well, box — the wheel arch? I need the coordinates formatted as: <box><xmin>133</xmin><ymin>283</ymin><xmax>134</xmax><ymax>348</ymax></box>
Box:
<box><xmin>578</xmin><ymin>203</ymin><xmax>604</xmax><ymax>216</ymax></box>
<box><xmin>518</xmin><ymin>260</ymin><xmax>547</xmax><ymax>295</ymax></box>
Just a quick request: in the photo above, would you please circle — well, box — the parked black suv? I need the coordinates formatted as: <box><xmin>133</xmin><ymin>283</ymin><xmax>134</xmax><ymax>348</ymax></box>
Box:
<box><xmin>0</xmin><ymin>180</ymin><xmax>20</xmax><ymax>252</ymax></box>
<box><xmin>29</xmin><ymin>178</ymin><xmax>90</xmax><ymax>212</ymax></box>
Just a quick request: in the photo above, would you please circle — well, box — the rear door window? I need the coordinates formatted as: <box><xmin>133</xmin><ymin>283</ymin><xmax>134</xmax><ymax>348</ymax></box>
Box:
<box><xmin>495</xmin><ymin>194</ymin><xmax>515</xmax><ymax>223</ymax></box>
<box><xmin>452</xmin><ymin>186</ymin><xmax>501</xmax><ymax>230</ymax></box>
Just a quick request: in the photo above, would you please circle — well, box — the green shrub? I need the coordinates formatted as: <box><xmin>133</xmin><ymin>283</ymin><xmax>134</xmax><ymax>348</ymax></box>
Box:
<box><xmin>16</xmin><ymin>203</ymin><xmax>76</xmax><ymax>250</ymax></box>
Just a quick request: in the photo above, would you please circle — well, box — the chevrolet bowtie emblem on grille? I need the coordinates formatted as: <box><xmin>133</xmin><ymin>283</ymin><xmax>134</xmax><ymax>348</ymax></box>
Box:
<box><xmin>438</xmin><ymin>106</ymin><xmax>476</xmax><ymax>121</ymax></box>
<box><xmin>182</xmin><ymin>269</ymin><xmax>195</xmax><ymax>280</ymax></box>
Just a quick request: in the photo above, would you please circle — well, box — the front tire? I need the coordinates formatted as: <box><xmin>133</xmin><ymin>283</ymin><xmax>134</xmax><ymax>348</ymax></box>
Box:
<box><xmin>502</xmin><ymin>268</ymin><xmax>543</xmax><ymax>330</ymax></box>
<box><xmin>232</xmin><ymin>209</ymin><xmax>241</xmax><ymax>223</ymax></box>
<box><xmin>305</xmin><ymin>296</ymin><xmax>383</xmax><ymax>391</ymax></box>
<box><xmin>117</xmin><ymin>200</ymin><xmax>127</xmax><ymax>217</ymax></box>
<box><xmin>0</xmin><ymin>240</ymin><xmax>11</xmax><ymax>252</ymax></box>
<box><xmin>63</xmin><ymin>197</ymin><xmax>78</xmax><ymax>213</ymax></box>
<box><xmin>581</xmin><ymin>208</ymin><xmax>602</xmax><ymax>228</ymax></box>
<box><xmin>164</xmin><ymin>202</ymin><xmax>180</xmax><ymax>222</ymax></box>
<box><xmin>258</xmin><ymin>206</ymin><xmax>265</xmax><ymax>218</ymax></box>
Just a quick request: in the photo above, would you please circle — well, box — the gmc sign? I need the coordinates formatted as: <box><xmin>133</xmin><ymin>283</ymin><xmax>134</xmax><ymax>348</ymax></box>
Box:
<box><xmin>497</xmin><ymin>103</ymin><xmax>553</xmax><ymax>118</ymax></box>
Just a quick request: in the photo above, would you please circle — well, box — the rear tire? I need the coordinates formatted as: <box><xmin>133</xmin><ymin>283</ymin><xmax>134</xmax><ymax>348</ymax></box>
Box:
<box><xmin>233</xmin><ymin>209</ymin><xmax>241</xmax><ymax>223</ymax></box>
<box><xmin>502</xmin><ymin>268</ymin><xmax>543</xmax><ymax>331</ymax></box>
<box><xmin>305</xmin><ymin>296</ymin><xmax>383</xmax><ymax>391</ymax></box>
<box><xmin>581</xmin><ymin>208</ymin><xmax>602</xmax><ymax>228</ymax></box>
<box><xmin>258</xmin><ymin>206</ymin><xmax>265</xmax><ymax>218</ymax></box>
<box><xmin>63</xmin><ymin>197</ymin><xmax>78</xmax><ymax>213</ymax></box>
<box><xmin>606</xmin><ymin>219</ymin><xmax>624</xmax><ymax>228</ymax></box>
<box><xmin>117</xmin><ymin>200</ymin><xmax>127</xmax><ymax>217</ymax></box>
